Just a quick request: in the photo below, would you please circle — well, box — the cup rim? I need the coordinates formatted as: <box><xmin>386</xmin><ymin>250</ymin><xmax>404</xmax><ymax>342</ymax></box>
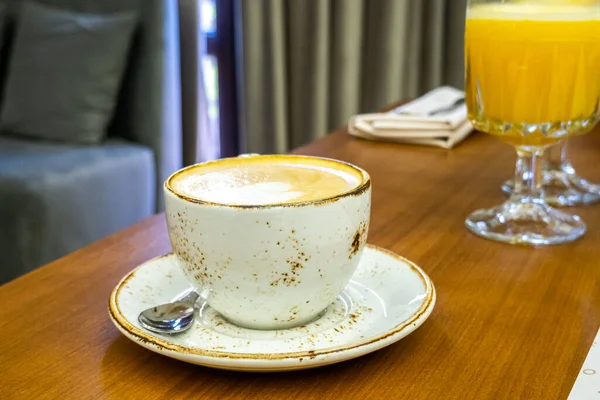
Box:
<box><xmin>164</xmin><ymin>154</ymin><xmax>371</xmax><ymax>209</ymax></box>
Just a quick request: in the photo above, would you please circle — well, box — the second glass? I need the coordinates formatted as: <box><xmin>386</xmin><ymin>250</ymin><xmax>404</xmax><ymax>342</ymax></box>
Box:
<box><xmin>501</xmin><ymin>141</ymin><xmax>600</xmax><ymax>206</ymax></box>
<box><xmin>464</xmin><ymin>0</ymin><xmax>600</xmax><ymax>245</ymax></box>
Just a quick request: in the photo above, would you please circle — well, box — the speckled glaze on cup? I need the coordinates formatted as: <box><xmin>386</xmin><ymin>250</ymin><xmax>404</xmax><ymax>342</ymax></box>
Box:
<box><xmin>164</xmin><ymin>155</ymin><xmax>371</xmax><ymax>330</ymax></box>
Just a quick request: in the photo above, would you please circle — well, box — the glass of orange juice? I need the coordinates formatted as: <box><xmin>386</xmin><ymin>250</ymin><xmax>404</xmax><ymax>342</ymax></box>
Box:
<box><xmin>465</xmin><ymin>0</ymin><xmax>600</xmax><ymax>245</ymax></box>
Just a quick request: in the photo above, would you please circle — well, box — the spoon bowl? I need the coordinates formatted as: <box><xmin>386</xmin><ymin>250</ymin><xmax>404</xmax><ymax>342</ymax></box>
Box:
<box><xmin>138</xmin><ymin>290</ymin><xmax>199</xmax><ymax>334</ymax></box>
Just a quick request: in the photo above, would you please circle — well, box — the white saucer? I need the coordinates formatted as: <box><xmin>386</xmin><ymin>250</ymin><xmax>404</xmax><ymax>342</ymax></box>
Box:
<box><xmin>108</xmin><ymin>244</ymin><xmax>436</xmax><ymax>372</ymax></box>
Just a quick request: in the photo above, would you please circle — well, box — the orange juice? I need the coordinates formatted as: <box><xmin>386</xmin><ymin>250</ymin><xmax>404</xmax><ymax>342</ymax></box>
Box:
<box><xmin>465</xmin><ymin>4</ymin><xmax>600</xmax><ymax>145</ymax></box>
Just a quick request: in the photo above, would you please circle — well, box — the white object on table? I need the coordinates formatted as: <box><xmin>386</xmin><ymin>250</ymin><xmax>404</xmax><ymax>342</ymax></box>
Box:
<box><xmin>108</xmin><ymin>245</ymin><xmax>436</xmax><ymax>372</ymax></box>
<box><xmin>569</xmin><ymin>328</ymin><xmax>600</xmax><ymax>399</ymax></box>
<box><xmin>349</xmin><ymin>86</ymin><xmax>474</xmax><ymax>149</ymax></box>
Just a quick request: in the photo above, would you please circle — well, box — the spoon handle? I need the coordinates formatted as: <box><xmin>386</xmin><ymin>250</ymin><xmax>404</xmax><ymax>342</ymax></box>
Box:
<box><xmin>172</xmin><ymin>289</ymin><xmax>199</xmax><ymax>305</ymax></box>
<box><xmin>180</xmin><ymin>290</ymin><xmax>200</xmax><ymax>305</ymax></box>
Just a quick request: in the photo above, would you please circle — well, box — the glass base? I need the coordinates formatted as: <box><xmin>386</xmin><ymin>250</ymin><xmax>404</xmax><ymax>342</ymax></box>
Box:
<box><xmin>502</xmin><ymin>169</ymin><xmax>600</xmax><ymax>206</ymax></box>
<box><xmin>465</xmin><ymin>200</ymin><xmax>586</xmax><ymax>246</ymax></box>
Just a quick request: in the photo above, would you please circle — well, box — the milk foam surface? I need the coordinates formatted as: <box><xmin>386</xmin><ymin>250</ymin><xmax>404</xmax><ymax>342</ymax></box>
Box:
<box><xmin>468</xmin><ymin>3</ymin><xmax>600</xmax><ymax>20</ymax></box>
<box><xmin>169</xmin><ymin>156</ymin><xmax>364</xmax><ymax>205</ymax></box>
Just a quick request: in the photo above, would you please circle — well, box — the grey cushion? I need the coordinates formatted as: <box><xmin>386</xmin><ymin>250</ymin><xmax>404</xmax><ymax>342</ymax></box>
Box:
<box><xmin>0</xmin><ymin>1</ymin><xmax>137</xmax><ymax>143</ymax></box>
<box><xmin>0</xmin><ymin>135</ymin><xmax>155</xmax><ymax>283</ymax></box>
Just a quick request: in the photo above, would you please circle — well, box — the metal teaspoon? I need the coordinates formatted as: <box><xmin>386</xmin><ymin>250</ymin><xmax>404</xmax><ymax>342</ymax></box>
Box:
<box><xmin>138</xmin><ymin>290</ymin><xmax>199</xmax><ymax>334</ymax></box>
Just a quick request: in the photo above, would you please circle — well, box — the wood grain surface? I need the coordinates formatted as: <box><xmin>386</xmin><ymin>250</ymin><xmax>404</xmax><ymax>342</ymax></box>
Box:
<box><xmin>2</xmin><ymin>126</ymin><xmax>600</xmax><ymax>399</ymax></box>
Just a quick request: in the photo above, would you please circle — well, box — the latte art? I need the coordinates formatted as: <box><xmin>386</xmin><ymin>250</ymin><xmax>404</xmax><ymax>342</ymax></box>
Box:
<box><xmin>169</xmin><ymin>156</ymin><xmax>365</xmax><ymax>206</ymax></box>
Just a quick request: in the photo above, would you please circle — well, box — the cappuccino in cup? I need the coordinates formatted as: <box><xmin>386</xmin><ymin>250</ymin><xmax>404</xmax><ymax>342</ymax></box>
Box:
<box><xmin>164</xmin><ymin>155</ymin><xmax>371</xmax><ymax>330</ymax></box>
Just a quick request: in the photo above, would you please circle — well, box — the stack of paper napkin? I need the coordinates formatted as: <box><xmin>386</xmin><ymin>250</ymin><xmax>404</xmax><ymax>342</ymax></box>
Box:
<box><xmin>348</xmin><ymin>86</ymin><xmax>474</xmax><ymax>149</ymax></box>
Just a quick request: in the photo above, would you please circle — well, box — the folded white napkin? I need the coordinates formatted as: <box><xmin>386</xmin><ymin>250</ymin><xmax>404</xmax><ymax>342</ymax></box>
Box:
<box><xmin>349</xmin><ymin>86</ymin><xmax>474</xmax><ymax>149</ymax></box>
<box><xmin>568</xmin><ymin>327</ymin><xmax>600</xmax><ymax>399</ymax></box>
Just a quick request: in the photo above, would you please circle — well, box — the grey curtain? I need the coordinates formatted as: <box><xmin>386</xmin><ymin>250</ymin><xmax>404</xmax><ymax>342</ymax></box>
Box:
<box><xmin>234</xmin><ymin>0</ymin><xmax>467</xmax><ymax>154</ymax></box>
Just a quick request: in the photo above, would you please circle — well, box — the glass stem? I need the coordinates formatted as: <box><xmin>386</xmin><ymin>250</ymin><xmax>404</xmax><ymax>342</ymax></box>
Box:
<box><xmin>512</xmin><ymin>147</ymin><xmax>545</xmax><ymax>204</ymax></box>
<box><xmin>555</xmin><ymin>140</ymin><xmax>576</xmax><ymax>175</ymax></box>
<box><xmin>546</xmin><ymin>141</ymin><xmax>563</xmax><ymax>170</ymax></box>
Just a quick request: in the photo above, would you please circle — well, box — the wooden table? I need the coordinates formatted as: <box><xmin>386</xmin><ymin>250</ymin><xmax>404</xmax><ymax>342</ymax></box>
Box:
<box><xmin>2</xmin><ymin>126</ymin><xmax>600</xmax><ymax>400</ymax></box>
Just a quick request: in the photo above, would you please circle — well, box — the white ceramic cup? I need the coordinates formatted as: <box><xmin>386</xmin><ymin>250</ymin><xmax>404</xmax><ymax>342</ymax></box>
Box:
<box><xmin>164</xmin><ymin>155</ymin><xmax>371</xmax><ymax>330</ymax></box>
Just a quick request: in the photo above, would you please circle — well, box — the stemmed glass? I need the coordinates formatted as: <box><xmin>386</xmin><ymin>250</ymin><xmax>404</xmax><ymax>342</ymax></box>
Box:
<box><xmin>464</xmin><ymin>0</ymin><xmax>600</xmax><ymax>245</ymax></box>
<box><xmin>501</xmin><ymin>141</ymin><xmax>600</xmax><ymax>206</ymax></box>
